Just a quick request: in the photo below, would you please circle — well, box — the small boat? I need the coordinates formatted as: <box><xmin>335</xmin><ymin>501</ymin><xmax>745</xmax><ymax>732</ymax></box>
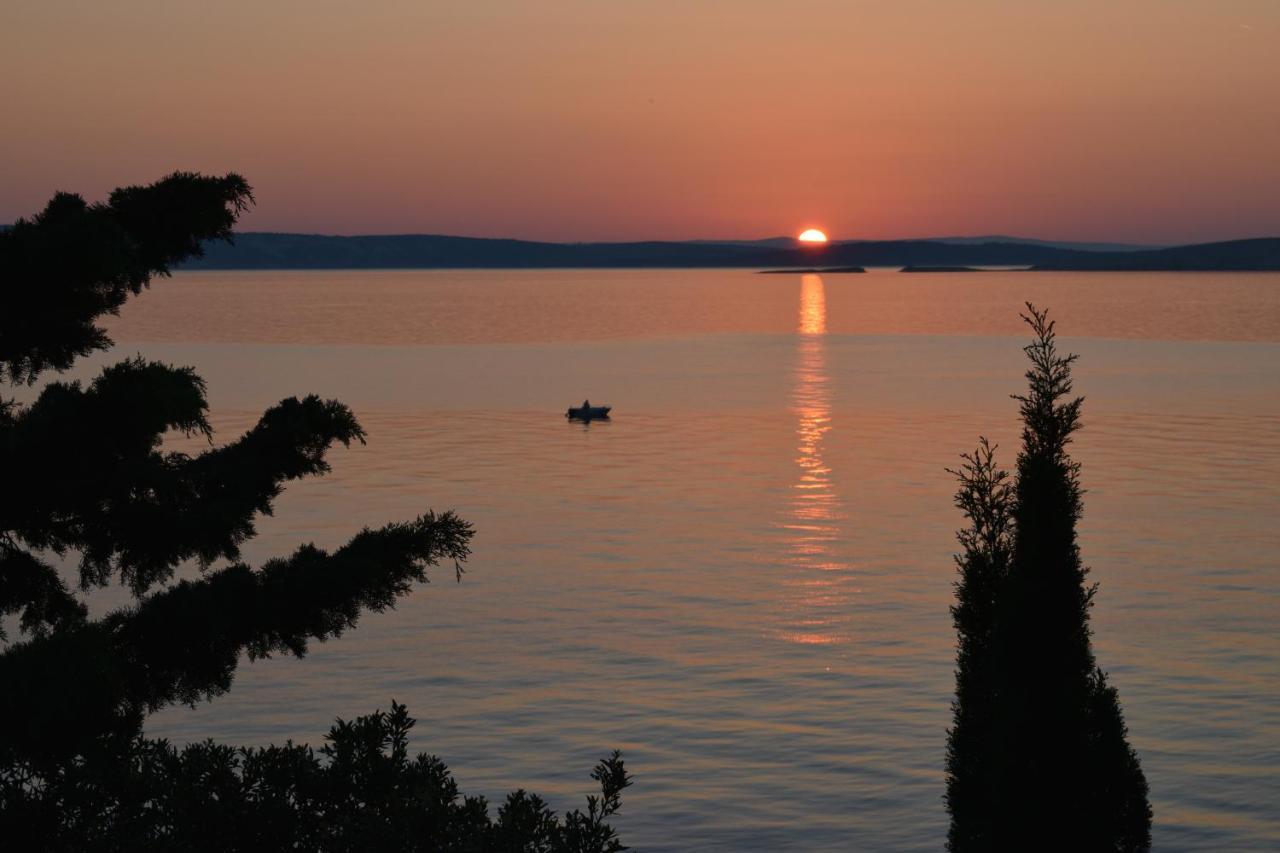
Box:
<box><xmin>566</xmin><ymin>400</ymin><xmax>611</xmax><ymax>420</ymax></box>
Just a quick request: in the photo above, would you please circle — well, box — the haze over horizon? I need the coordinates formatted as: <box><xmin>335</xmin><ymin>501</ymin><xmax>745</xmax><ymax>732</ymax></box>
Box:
<box><xmin>3</xmin><ymin>1</ymin><xmax>1278</xmax><ymax>244</ymax></box>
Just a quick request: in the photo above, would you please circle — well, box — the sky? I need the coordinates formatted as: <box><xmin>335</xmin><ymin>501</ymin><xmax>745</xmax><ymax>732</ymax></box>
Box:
<box><xmin>2</xmin><ymin>1</ymin><xmax>1278</xmax><ymax>243</ymax></box>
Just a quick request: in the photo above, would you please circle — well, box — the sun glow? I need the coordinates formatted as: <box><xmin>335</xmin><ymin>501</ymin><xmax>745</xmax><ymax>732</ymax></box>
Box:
<box><xmin>778</xmin><ymin>273</ymin><xmax>853</xmax><ymax>646</ymax></box>
<box><xmin>798</xmin><ymin>228</ymin><xmax>828</xmax><ymax>244</ymax></box>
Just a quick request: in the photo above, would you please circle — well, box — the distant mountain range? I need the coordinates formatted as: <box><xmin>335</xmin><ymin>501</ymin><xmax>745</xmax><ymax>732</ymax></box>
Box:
<box><xmin>168</xmin><ymin>232</ymin><xmax>1278</xmax><ymax>271</ymax></box>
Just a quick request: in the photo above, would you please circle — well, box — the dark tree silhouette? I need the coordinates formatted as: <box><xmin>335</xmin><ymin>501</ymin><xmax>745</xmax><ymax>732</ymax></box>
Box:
<box><xmin>1</xmin><ymin>701</ymin><xmax>632</xmax><ymax>853</ymax></box>
<box><xmin>0</xmin><ymin>174</ymin><xmax>629</xmax><ymax>850</ymax></box>
<box><xmin>945</xmin><ymin>305</ymin><xmax>1151</xmax><ymax>852</ymax></box>
<box><xmin>944</xmin><ymin>437</ymin><xmax>1012</xmax><ymax>849</ymax></box>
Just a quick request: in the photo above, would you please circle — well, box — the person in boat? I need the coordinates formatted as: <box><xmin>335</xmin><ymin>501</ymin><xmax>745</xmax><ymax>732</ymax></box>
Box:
<box><xmin>582</xmin><ymin>399</ymin><xmax>590</xmax><ymax>411</ymax></box>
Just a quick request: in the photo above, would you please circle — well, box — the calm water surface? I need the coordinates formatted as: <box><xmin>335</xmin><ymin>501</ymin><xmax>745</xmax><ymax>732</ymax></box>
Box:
<box><xmin>85</xmin><ymin>269</ymin><xmax>1280</xmax><ymax>850</ymax></box>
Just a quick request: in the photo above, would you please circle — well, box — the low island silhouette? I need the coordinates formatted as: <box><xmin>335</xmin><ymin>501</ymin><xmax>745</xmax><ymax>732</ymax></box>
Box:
<box><xmin>172</xmin><ymin>232</ymin><xmax>1280</xmax><ymax>271</ymax></box>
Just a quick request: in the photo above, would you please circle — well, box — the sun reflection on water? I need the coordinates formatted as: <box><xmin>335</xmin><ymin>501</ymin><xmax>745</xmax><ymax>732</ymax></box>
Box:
<box><xmin>776</xmin><ymin>274</ymin><xmax>855</xmax><ymax>645</ymax></box>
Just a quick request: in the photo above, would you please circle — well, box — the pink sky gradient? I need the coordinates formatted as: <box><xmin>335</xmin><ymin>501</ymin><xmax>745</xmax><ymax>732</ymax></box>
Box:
<box><xmin>2</xmin><ymin>1</ymin><xmax>1278</xmax><ymax>243</ymax></box>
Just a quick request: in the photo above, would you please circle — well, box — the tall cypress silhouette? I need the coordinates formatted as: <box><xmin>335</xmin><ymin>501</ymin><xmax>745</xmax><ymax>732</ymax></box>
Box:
<box><xmin>945</xmin><ymin>437</ymin><xmax>1013</xmax><ymax>850</ymax></box>
<box><xmin>946</xmin><ymin>305</ymin><xmax>1151</xmax><ymax>851</ymax></box>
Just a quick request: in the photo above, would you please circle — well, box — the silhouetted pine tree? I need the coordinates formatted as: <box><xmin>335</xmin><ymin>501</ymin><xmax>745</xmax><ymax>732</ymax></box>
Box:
<box><xmin>945</xmin><ymin>305</ymin><xmax>1151</xmax><ymax>852</ymax></box>
<box><xmin>0</xmin><ymin>174</ymin><xmax>634</xmax><ymax>851</ymax></box>
<box><xmin>0</xmin><ymin>172</ymin><xmax>473</xmax><ymax>766</ymax></box>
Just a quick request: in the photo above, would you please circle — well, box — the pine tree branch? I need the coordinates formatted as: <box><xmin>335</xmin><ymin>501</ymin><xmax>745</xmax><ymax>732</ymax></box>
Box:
<box><xmin>0</xmin><ymin>546</ymin><xmax>88</xmax><ymax>643</ymax></box>
<box><xmin>3</xmin><ymin>372</ymin><xmax>367</xmax><ymax>596</ymax></box>
<box><xmin>0</xmin><ymin>512</ymin><xmax>472</xmax><ymax>767</ymax></box>
<box><xmin>0</xmin><ymin>172</ymin><xmax>252</xmax><ymax>384</ymax></box>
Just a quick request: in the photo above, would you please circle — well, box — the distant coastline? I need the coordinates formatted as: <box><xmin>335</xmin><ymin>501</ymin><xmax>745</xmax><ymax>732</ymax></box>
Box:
<box><xmin>900</xmin><ymin>265</ymin><xmax>983</xmax><ymax>273</ymax></box>
<box><xmin>178</xmin><ymin>233</ymin><xmax>1280</xmax><ymax>272</ymax></box>
<box><xmin>758</xmin><ymin>266</ymin><xmax>866</xmax><ymax>274</ymax></box>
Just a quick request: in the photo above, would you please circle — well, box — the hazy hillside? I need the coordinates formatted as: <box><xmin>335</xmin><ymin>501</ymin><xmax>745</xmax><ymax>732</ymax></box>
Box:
<box><xmin>180</xmin><ymin>233</ymin><xmax>1081</xmax><ymax>269</ymax></box>
<box><xmin>1032</xmin><ymin>238</ymin><xmax>1280</xmax><ymax>271</ymax></box>
<box><xmin>178</xmin><ymin>232</ymin><xmax>1280</xmax><ymax>270</ymax></box>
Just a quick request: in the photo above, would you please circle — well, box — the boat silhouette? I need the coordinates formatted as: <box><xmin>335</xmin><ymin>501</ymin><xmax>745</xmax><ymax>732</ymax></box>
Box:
<box><xmin>566</xmin><ymin>400</ymin><xmax>611</xmax><ymax>420</ymax></box>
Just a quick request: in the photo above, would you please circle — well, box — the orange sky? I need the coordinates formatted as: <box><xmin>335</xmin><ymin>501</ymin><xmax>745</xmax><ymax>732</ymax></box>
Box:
<box><xmin>2</xmin><ymin>1</ymin><xmax>1278</xmax><ymax>242</ymax></box>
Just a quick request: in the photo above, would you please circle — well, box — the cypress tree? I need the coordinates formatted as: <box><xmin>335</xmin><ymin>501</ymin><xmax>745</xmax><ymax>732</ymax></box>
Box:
<box><xmin>944</xmin><ymin>437</ymin><xmax>1013</xmax><ymax>850</ymax></box>
<box><xmin>946</xmin><ymin>305</ymin><xmax>1151</xmax><ymax>851</ymax></box>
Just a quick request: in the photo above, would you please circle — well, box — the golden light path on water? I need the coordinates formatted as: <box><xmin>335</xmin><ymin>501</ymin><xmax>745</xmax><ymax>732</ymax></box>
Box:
<box><xmin>777</xmin><ymin>274</ymin><xmax>856</xmax><ymax>645</ymax></box>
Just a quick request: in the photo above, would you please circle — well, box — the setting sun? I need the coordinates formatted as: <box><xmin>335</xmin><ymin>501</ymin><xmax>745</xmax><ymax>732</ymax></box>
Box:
<box><xmin>798</xmin><ymin>228</ymin><xmax>828</xmax><ymax>244</ymax></box>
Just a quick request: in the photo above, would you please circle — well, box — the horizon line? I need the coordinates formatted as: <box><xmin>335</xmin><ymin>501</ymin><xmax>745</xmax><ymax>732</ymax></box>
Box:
<box><xmin>213</xmin><ymin>231</ymin><xmax>1280</xmax><ymax>249</ymax></box>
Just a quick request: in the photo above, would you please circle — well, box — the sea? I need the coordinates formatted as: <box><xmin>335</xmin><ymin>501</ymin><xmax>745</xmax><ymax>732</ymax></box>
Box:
<box><xmin>65</xmin><ymin>267</ymin><xmax>1280</xmax><ymax>850</ymax></box>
